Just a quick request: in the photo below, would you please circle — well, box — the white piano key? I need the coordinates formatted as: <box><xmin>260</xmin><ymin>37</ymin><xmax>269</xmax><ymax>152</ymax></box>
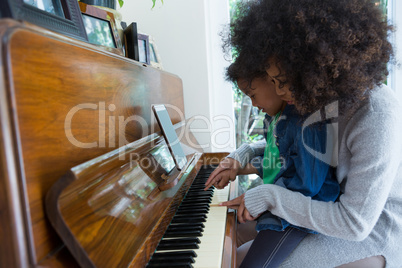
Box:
<box><xmin>193</xmin><ymin>206</ymin><xmax>227</xmax><ymax>268</ymax></box>
<box><xmin>154</xmin><ymin>184</ymin><xmax>231</xmax><ymax>268</ymax></box>
<box><xmin>192</xmin><ymin>185</ymin><xmax>230</xmax><ymax>268</ymax></box>
<box><xmin>210</xmin><ymin>185</ymin><xmax>230</xmax><ymax>205</ymax></box>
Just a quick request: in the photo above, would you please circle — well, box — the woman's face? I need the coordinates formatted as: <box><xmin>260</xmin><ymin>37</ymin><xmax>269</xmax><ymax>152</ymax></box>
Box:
<box><xmin>266</xmin><ymin>60</ymin><xmax>295</xmax><ymax>105</ymax></box>
<box><xmin>237</xmin><ymin>76</ymin><xmax>286</xmax><ymax>116</ymax></box>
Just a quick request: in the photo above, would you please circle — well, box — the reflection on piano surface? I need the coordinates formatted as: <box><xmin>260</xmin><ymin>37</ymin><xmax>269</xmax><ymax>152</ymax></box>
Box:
<box><xmin>46</xmin><ymin>134</ymin><xmax>237</xmax><ymax>268</ymax></box>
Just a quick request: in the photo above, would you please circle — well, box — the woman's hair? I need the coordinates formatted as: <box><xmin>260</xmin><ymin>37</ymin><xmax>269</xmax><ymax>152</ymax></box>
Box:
<box><xmin>223</xmin><ymin>0</ymin><xmax>394</xmax><ymax>114</ymax></box>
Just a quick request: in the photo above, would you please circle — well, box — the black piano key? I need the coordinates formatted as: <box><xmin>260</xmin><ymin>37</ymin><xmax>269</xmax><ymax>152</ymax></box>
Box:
<box><xmin>188</xmin><ymin>184</ymin><xmax>210</xmax><ymax>188</ymax></box>
<box><xmin>181</xmin><ymin>197</ymin><xmax>212</xmax><ymax>203</ymax></box>
<box><xmin>166</xmin><ymin>224</ymin><xmax>203</xmax><ymax>231</ymax></box>
<box><xmin>172</xmin><ymin>213</ymin><xmax>207</xmax><ymax>219</ymax></box>
<box><xmin>159</xmin><ymin>237</ymin><xmax>201</xmax><ymax>244</ymax></box>
<box><xmin>167</xmin><ymin>222</ymin><xmax>205</xmax><ymax>230</ymax></box>
<box><xmin>184</xmin><ymin>192</ymin><xmax>213</xmax><ymax>197</ymax></box>
<box><xmin>180</xmin><ymin>199</ymin><xmax>210</xmax><ymax>204</ymax></box>
<box><xmin>177</xmin><ymin>203</ymin><xmax>210</xmax><ymax>209</ymax></box>
<box><xmin>190</xmin><ymin>184</ymin><xmax>214</xmax><ymax>188</ymax></box>
<box><xmin>171</xmin><ymin>217</ymin><xmax>206</xmax><ymax>224</ymax></box>
<box><xmin>156</xmin><ymin>242</ymin><xmax>199</xmax><ymax>250</ymax></box>
<box><xmin>181</xmin><ymin>197</ymin><xmax>212</xmax><ymax>202</ymax></box>
<box><xmin>194</xmin><ymin>176</ymin><xmax>211</xmax><ymax>180</ymax></box>
<box><xmin>183</xmin><ymin>191</ymin><xmax>212</xmax><ymax>197</ymax></box>
<box><xmin>179</xmin><ymin>203</ymin><xmax>210</xmax><ymax>208</ymax></box>
<box><xmin>176</xmin><ymin>208</ymin><xmax>209</xmax><ymax>215</ymax></box>
<box><xmin>147</xmin><ymin>262</ymin><xmax>193</xmax><ymax>268</ymax></box>
<box><xmin>196</xmin><ymin>172</ymin><xmax>210</xmax><ymax>176</ymax></box>
<box><xmin>148</xmin><ymin>255</ymin><xmax>195</xmax><ymax>263</ymax></box>
<box><xmin>164</xmin><ymin>230</ymin><xmax>203</xmax><ymax>238</ymax></box>
<box><xmin>179</xmin><ymin>201</ymin><xmax>210</xmax><ymax>206</ymax></box>
<box><xmin>187</xmin><ymin>189</ymin><xmax>213</xmax><ymax>194</ymax></box>
<box><xmin>184</xmin><ymin>194</ymin><xmax>212</xmax><ymax>200</ymax></box>
<box><xmin>157</xmin><ymin>238</ymin><xmax>200</xmax><ymax>250</ymax></box>
<box><xmin>177</xmin><ymin>206</ymin><xmax>209</xmax><ymax>212</ymax></box>
<box><xmin>190</xmin><ymin>191</ymin><xmax>213</xmax><ymax>196</ymax></box>
<box><xmin>178</xmin><ymin>204</ymin><xmax>210</xmax><ymax>210</ymax></box>
<box><xmin>196</xmin><ymin>171</ymin><xmax>215</xmax><ymax>176</ymax></box>
<box><xmin>184</xmin><ymin>193</ymin><xmax>213</xmax><ymax>199</ymax></box>
<box><xmin>152</xmin><ymin>250</ymin><xmax>197</xmax><ymax>258</ymax></box>
<box><xmin>191</xmin><ymin>180</ymin><xmax>209</xmax><ymax>183</ymax></box>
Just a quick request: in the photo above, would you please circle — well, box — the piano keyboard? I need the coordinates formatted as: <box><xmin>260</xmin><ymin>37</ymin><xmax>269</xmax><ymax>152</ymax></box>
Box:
<box><xmin>147</xmin><ymin>166</ymin><xmax>230</xmax><ymax>268</ymax></box>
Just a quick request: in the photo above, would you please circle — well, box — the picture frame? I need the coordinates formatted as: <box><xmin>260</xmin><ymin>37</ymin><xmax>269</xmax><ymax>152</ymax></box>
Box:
<box><xmin>149</xmin><ymin>35</ymin><xmax>163</xmax><ymax>70</ymax></box>
<box><xmin>138</xmin><ymin>33</ymin><xmax>150</xmax><ymax>65</ymax></box>
<box><xmin>0</xmin><ymin>0</ymin><xmax>88</xmax><ymax>42</ymax></box>
<box><xmin>123</xmin><ymin>22</ymin><xmax>140</xmax><ymax>61</ymax></box>
<box><xmin>78</xmin><ymin>2</ymin><xmax>123</xmax><ymax>55</ymax></box>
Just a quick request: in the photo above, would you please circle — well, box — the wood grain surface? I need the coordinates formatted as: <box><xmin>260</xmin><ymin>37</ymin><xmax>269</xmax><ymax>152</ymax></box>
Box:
<box><xmin>0</xmin><ymin>19</ymin><xmax>185</xmax><ymax>267</ymax></box>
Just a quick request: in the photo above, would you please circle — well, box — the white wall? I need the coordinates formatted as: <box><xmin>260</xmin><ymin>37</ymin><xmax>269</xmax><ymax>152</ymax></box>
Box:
<box><xmin>119</xmin><ymin>0</ymin><xmax>235</xmax><ymax>153</ymax></box>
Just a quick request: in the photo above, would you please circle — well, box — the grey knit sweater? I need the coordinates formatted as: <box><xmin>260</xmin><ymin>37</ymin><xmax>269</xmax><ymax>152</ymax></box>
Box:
<box><xmin>231</xmin><ymin>85</ymin><xmax>402</xmax><ymax>267</ymax></box>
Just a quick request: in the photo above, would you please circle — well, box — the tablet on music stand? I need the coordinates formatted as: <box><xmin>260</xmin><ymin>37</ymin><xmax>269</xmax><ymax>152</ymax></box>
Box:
<box><xmin>152</xmin><ymin>105</ymin><xmax>187</xmax><ymax>170</ymax></box>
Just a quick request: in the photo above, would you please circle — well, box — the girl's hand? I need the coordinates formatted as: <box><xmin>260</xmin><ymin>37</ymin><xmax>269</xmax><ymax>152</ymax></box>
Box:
<box><xmin>220</xmin><ymin>194</ymin><xmax>257</xmax><ymax>223</ymax></box>
<box><xmin>204</xmin><ymin>158</ymin><xmax>240</xmax><ymax>190</ymax></box>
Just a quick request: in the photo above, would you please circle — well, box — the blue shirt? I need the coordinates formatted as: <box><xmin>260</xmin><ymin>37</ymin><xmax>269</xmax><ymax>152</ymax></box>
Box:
<box><xmin>253</xmin><ymin>105</ymin><xmax>340</xmax><ymax>233</ymax></box>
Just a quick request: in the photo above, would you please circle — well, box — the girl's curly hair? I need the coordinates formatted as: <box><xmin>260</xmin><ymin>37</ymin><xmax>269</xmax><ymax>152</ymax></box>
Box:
<box><xmin>223</xmin><ymin>0</ymin><xmax>394</xmax><ymax>114</ymax></box>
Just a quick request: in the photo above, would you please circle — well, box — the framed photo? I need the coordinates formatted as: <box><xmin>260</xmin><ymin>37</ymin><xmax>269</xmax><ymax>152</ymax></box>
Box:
<box><xmin>123</xmin><ymin>22</ymin><xmax>139</xmax><ymax>61</ymax></box>
<box><xmin>149</xmin><ymin>35</ymin><xmax>163</xmax><ymax>70</ymax></box>
<box><xmin>138</xmin><ymin>33</ymin><xmax>150</xmax><ymax>65</ymax></box>
<box><xmin>0</xmin><ymin>0</ymin><xmax>88</xmax><ymax>41</ymax></box>
<box><xmin>78</xmin><ymin>2</ymin><xmax>123</xmax><ymax>55</ymax></box>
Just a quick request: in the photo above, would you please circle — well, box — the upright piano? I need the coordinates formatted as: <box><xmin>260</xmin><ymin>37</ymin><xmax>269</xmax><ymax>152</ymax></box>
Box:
<box><xmin>0</xmin><ymin>19</ymin><xmax>237</xmax><ymax>267</ymax></box>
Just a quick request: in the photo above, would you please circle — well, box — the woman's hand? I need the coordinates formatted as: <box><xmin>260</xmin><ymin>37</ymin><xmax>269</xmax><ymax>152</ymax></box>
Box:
<box><xmin>204</xmin><ymin>158</ymin><xmax>241</xmax><ymax>190</ymax></box>
<box><xmin>220</xmin><ymin>194</ymin><xmax>257</xmax><ymax>224</ymax></box>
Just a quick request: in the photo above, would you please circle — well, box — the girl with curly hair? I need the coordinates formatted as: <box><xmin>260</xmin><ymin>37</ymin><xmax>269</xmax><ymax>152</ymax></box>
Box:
<box><xmin>205</xmin><ymin>53</ymin><xmax>340</xmax><ymax>267</ymax></box>
<box><xmin>207</xmin><ymin>0</ymin><xmax>402</xmax><ymax>267</ymax></box>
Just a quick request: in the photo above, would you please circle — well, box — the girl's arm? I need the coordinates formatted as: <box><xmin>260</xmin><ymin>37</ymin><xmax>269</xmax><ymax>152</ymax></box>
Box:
<box><xmin>204</xmin><ymin>159</ymin><xmax>258</xmax><ymax>190</ymax></box>
<box><xmin>226</xmin><ymin>140</ymin><xmax>266</xmax><ymax>168</ymax></box>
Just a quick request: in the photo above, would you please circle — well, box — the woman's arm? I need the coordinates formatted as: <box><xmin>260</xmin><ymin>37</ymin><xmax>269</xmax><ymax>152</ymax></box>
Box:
<box><xmin>244</xmin><ymin>99</ymin><xmax>402</xmax><ymax>241</ymax></box>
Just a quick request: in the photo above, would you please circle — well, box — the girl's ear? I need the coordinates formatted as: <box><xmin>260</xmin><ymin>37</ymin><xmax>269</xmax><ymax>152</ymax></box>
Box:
<box><xmin>275</xmin><ymin>86</ymin><xmax>287</xmax><ymax>96</ymax></box>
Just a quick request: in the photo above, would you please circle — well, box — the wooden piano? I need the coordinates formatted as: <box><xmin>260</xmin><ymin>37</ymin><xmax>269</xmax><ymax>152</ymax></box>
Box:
<box><xmin>0</xmin><ymin>19</ymin><xmax>237</xmax><ymax>267</ymax></box>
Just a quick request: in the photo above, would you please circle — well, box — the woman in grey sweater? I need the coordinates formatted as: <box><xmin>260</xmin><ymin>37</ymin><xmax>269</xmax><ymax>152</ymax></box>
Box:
<box><xmin>211</xmin><ymin>0</ymin><xmax>402</xmax><ymax>266</ymax></box>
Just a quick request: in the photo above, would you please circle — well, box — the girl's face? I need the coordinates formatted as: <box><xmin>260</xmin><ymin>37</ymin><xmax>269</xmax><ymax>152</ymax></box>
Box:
<box><xmin>237</xmin><ymin>76</ymin><xmax>286</xmax><ymax>116</ymax></box>
<box><xmin>266</xmin><ymin>60</ymin><xmax>295</xmax><ymax>105</ymax></box>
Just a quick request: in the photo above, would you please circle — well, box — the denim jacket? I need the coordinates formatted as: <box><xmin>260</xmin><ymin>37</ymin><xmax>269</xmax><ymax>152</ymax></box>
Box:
<box><xmin>231</xmin><ymin>105</ymin><xmax>340</xmax><ymax>233</ymax></box>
